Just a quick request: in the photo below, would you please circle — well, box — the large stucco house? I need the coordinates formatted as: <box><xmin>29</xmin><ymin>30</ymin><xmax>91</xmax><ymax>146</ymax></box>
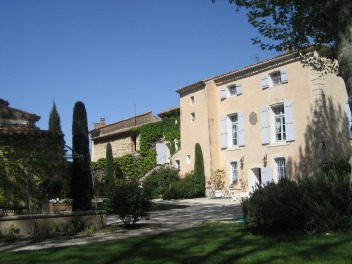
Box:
<box><xmin>176</xmin><ymin>50</ymin><xmax>352</xmax><ymax>192</ymax></box>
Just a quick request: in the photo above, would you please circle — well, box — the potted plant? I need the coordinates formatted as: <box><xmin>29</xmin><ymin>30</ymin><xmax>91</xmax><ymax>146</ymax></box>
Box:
<box><xmin>49</xmin><ymin>198</ymin><xmax>73</xmax><ymax>214</ymax></box>
<box><xmin>210</xmin><ymin>169</ymin><xmax>226</xmax><ymax>197</ymax></box>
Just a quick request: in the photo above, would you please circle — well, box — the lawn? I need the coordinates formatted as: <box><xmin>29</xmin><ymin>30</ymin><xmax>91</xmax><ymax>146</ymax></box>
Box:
<box><xmin>2</xmin><ymin>223</ymin><xmax>352</xmax><ymax>264</ymax></box>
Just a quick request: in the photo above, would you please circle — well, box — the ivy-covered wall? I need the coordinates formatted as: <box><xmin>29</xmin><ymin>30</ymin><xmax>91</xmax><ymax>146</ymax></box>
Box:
<box><xmin>0</xmin><ymin>130</ymin><xmax>69</xmax><ymax>207</ymax></box>
<box><xmin>91</xmin><ymin>114</ymin><xmax>180</xmax><ymax>194</ymax></box>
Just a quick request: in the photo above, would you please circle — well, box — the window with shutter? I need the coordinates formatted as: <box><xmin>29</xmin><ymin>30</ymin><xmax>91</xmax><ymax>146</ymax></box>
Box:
<box><xmin>261</xmin><ymin>167</ymin><xmax>273</xmax><ymax>185</ymax></box>
<box><xmin>238</xmin><ymin>112</ymin><xmax>245</xmax><ymax>146</ymax></box>
<box><xmin>284</xmin><ymin>101</ymin><xmax>295</xmax><ymax>141</ymax></box>
<box><xmin>261</xmin><ymin>75</ymin><xmax>269</xmax><ymax>89</ymax></box>
<box><xmin>261</xmin><ymin>107</ymin><xmax>269</xmax><ymax>144</ymax></box>
<box><xmin>220</xmin><ymin>83</ymin><xmax>243</xmax><ymax>100</ymax></box>
<box><xmin>220</xmin><ymin>115</ymin><xmax>227</xmax><ymax>149</ymax></box>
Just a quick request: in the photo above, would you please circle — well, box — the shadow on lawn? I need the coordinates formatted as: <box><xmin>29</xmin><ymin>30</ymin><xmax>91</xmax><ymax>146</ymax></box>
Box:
<box><xmin>2</xmin><ymin>223</ymin><xmax>352</xmax><ymax>263</ymax></box>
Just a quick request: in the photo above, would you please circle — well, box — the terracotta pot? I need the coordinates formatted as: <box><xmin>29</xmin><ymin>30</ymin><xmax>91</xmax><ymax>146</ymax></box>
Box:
<box><xmin>49</xmin><ymin>203</ymin><xmax>72</xmax><ymax>214</ymax></box>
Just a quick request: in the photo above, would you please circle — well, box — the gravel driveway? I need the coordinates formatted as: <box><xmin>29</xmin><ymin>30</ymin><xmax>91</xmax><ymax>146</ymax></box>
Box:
<box><xmin>0</xmin><ymin>198</ymin><xmax>242</xmax><ymax>252</ymax></box>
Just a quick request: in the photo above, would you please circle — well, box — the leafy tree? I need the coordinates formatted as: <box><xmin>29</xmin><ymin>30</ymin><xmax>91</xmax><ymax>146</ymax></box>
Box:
<box><xmin>71</xmin><ymin>101</ymin><xmax>92</xmax><ymax>210</ymax></box>
<box><xmin>105</xmin><ymin>142</ymin><xmax>114</xmax><ymax>187</ymax></box>
<box><xmin>194</xmin><ymin>143</ymin><xmax>205</xmax><ymax>196</ymax></box>
<box><xmin>48</xmin><ymin>101</ymin><xmax>62</xmax><ymax>131</ymax></box>
<box><xmin>215</xmin><ymin>0</ymin><xmax>352</xmax><ymax>109</ymax></box>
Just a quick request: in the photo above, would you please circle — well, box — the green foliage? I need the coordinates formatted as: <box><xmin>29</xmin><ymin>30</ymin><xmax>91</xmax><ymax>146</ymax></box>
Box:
<box><xmin>91</xmin><ymin>114</ymin><xmax>180</xmax><ymax>197</ymax></box>
<box><xmin>4</xmin><ymin>225</ymin><xmax>20</xmax><ymax>242</ymax></box>
<box><xmin>66</xmin><ymin>221</ymin><xmax>82</xmax><ymax>236</ymax></box>
<box><xmin>194</xmin><ymin>143</ymin><xmax>205</xmax><ymax>196</ymax></box>
<box><xmin>48</xmin><ymin>101</ymin><xmax>62</xmax><ymax>131</ymax></box>
<box><xmin>0</xmin><ymin>131</ymin><xmax>68</xmax><ymax>208</ymax></box>
<box><xmin>163</xmin><ymin>171</ymin><xmax>204</xmax><ymax>200</ymax></box>
<box><xmin>319</xmin><ymin>157</ymin><xmax>350</xmax><ymax>175</ymax></box>
<box><xmin>71</xmin><ymin>101</ymin><xmax>92</xmax><ymax>210</ymax></box>
<box><xmin>105</xmin><ymin>142</ymin><xmax>114</xmax><ymax>188</ymax></box>
<box><xmin>109</xmin><ymin>180</ymin><xmax>152</xmax><ymax>226</ymax></box>
<box><xmin>48</xmin><ymin>222</ymin><xmax>59</xmax><ymax>237</ymax></box>
<box><xmin>142</xmin><ymin>167</ymin><xmax>180</xmax><ymax>199</ymax></box>
<box><xmin>242</xmin><ymin>170</ymin><xmax>352</xmax><ymax>233</ymax></box>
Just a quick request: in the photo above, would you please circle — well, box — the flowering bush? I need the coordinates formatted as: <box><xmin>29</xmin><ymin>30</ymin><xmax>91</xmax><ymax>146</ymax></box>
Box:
<box><xmin>49</xmin><ymin>198</ymin><xmax>73</xmax><ymax>204</ymax></box>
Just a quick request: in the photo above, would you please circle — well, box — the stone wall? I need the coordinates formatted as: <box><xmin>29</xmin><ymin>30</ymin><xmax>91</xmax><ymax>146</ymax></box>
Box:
<box><xmin>92</xmin><ymin>136</ymin><xmax>135</xmax><ymax>161</ymax></box>
<box><xmin>0</xmin><ymin>211</ymin><xmax>106</xmax><ymax>239</ymax></box>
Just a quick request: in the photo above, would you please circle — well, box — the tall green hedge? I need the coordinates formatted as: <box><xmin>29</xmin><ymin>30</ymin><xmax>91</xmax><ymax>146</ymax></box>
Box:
<box><xmin>71</xmin><ymin>101</ymin><xmax>92</xmax><ymax>211</ymax></box>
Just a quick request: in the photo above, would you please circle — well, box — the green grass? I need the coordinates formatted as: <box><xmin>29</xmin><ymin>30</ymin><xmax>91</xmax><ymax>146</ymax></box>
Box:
<box><xmin>2</xmin><ymin>223</ymin><xmax>352</xmax><ymax>264</ymax></box>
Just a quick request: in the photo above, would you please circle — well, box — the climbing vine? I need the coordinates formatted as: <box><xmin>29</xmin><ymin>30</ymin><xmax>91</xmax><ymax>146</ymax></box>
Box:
<box><xmin>0</xmin><ymin>131</ymin><xmax>69</xmax><ymax>207</ymax></box>
<box><xmin>91</xmin><ymin>114</ymin><xmax>180</xmax><ymax>193</ymax></box>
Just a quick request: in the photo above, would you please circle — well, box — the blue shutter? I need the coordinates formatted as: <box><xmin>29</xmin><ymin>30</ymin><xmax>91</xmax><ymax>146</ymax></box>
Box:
<box><xmin>284</xmin><ymin>101</ymin><xmax>295</xmax><ymax>141</ymax></box>
<box><xmin>261</xmin><ymin>75</ymin><xmax>269</xmax><ymax>89</ymax></box>
<box><xmin>261</xmin><ymin>107</ymin><xmax>270</xmax><ymax>144</ymax></box>
<box><xmin>345</xmin><ymin>99</ymin><xmax>352</xmax><ymax>139</ymax></box>
<box><xmin>238</xmin><ymin>112</ymin><xmax>245</xmax><ymax>146</ymax></box>
<box><xmin>261</xmin><ymin>167</ymin><xmax>273</xmax><ymax>185</ymax></box>
<box><xmin>220</xmin><ymin>116</ymin><xmax>228</xmax><ymax>149</ymax></box>
<box><xmin>220</xmin><ymin>87</ymin><xmax>227</xmax><ymax>100</ymax></box>
<box><xmin>236</xmin><ymin>83</ymin><xmax>242</xmax><ymax>95</ymax></box>
<box><xmin>280</xmin><ymin>69</ymin><xmax>288</xmax><ymax>83</ymax></box>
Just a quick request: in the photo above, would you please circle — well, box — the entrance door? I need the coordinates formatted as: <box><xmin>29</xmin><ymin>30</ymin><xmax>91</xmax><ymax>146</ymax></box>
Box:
<box><xmin>249</xmin><ymin>167</ymin><xmax>273</xmax><ymax>192</ymax></box>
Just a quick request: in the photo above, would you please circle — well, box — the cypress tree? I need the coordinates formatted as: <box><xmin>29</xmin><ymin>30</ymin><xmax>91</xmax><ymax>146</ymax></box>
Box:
<box><xmin>71</xmin><ymin>101</ymin><xmax>92</xmax><ymax>210</ymax></box>
<box><xmin>194</xmin><ymin>143</ymin><xmax>205</xmax><ymax>196</ymax></box>
<box><xmin>105</xmin><ymin>142</ymin><xmax>114</xmax><ymax>187</ymax></box>
<box><xmin>48</xmin><ymin>101</ymin><xmax>62</xmax><ymax>131</ymax></box>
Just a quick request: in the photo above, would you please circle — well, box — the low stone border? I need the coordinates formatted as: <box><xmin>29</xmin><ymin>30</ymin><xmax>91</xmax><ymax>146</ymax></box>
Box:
<box><xmin>0</xmin><ymin>211</ymin><xmax>106</xmax><ymax>239</ymax></box>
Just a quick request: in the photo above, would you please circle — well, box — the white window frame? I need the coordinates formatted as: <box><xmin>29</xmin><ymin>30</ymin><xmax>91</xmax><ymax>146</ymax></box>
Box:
<box><xmin>186</xmin><ymin>154</ymin><xmax>191</xmax><ymax>165</ymax></box>
<box><xmin>270</xmin><ymin>71</ymin><xmax>281</xmax><ymax>86</ymax></box>
<box><xmin>262</xmin><ymin>101</ymin><xmax>294</xmax><ymax>144</ymax></box>
<box><xmin>229</xmin><ymin>161</ymin><xmax>238</xmax><ymax>184</ymax></box>
<box><xmin>220</xmin><ymin>82</ymin><xmax>242</xmax><ymax>100</ymax></box>
<box><xmin>274</xmin><ymin>157</ymin><xmax>286</xmax><ymax>181</ymax></box>
<box><xmin>191</xmin><ymin>112</ymin><xmax>195</xmax><ymax>123</ymax></box>
<box><xmin>229</xmin><ymin>114</ymin><xmax>238</xmax><ymax>147</ymax></box>
<box><xmin>220</xmin><ymin>112</ymin><xmax>245</xmax><ymax>149</ymax></box>
<box><xmin>262</xmin><ymin>69</ymin><xmax>288</xmax><ymax>89</ymax></box>
<box><xmin>190</xmin><ymin>96</ymin><xmax>194</xmax><ymax>106</ymax></box>
<box><xmin>271</xmin><ymin>104</ymin><xmax>286</xmax><ymax>142</ymax></box>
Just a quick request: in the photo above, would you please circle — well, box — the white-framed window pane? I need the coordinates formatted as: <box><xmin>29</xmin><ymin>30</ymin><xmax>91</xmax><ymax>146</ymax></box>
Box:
<box><xmin>273</xmin><ymin>105</ymin><xmax>286</xmax><ymax>141</ymax></box>
<box><xmin>230</xmin><ymin>162</ymin><xmax>238</xmax><ymax>183</ymax></box>
<box><xmin>275</xmin><ymin>158</ymin><xmax>286</xmax><ymax>180</ymax></box>
<box><xmin>191</xmin><ymin>112</ymin><xmax>195</xmax><ymax>123</ymax></box>
<box><xmin>186</xmin><ymin>154</ymin><xmax>191</xmax><ymax>164</ymax></box>
<box><xmin>229</xmin><ymin>85</ymin><xmax>237</xmax><ymax>96</ymax></box>
<box><xmin>271</xmin><ymin>71</ymin><xmax>281</xmax><ymax>86</ymax></box>
<box><xmin>231</xmin><ymin>115</ymin><xmax>238</xmax><ymax>146</ymax></box>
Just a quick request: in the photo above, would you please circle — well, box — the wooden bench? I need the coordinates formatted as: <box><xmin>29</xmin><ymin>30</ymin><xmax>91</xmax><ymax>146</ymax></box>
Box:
<box><xmin>0</xmin><ymin>203</ymin><xmax>27</xmax><ymax>216</ymax></box>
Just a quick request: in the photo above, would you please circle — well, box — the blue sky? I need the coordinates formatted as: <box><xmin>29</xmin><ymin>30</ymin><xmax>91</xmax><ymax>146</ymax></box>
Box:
<box><xmin>0</xmin><ymin>0</ymin><xmax>278</xmax><ymax>147</ymax></box>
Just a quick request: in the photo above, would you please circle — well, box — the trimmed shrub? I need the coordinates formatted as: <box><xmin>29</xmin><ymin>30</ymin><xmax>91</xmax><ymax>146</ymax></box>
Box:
<box><xmin>142</xmin><ymin>167</ymin><xmax>180</xmax><ymax>199</ymax></box>
<box><xmin>194</xmin><ymin>143</ymin><xmax>205</xmax><ymax>197</ymax></box>
<box><xmin>163</xmin><ymin>171</ymin><xmax>204</xmax><ymax>200</ymax></box>
<box><xmin>109</xmin><ymin>181</ymin><xmax>152</xmax><ymax>226</ymax></box>
<box><xmin>242</xmin><ymin>169</ymin><xmax>352</xmax><ymax>233</ymax></box>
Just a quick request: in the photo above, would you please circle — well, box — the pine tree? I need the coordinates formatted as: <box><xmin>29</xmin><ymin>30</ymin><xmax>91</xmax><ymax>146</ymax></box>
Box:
<box><xmin>194</xmin><ymin>143</ymin><xmax>205</xmax><ymax>196</ymax></box>
<box><xmin>105</xmin><ymin>142</ymin><xmax>114</xmax><ymax>187</ymax></box>
<box><xmin>48</xmin><ymin>101</ymin><xmax>62</xmax><ymax>131</ymax></box>
<box><xmin>71</xmin><ymin>101</ymin><xmax>92</xmax><ymax>210</ymax></box>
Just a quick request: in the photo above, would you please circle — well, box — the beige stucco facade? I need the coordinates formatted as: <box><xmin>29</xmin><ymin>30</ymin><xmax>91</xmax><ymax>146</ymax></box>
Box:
<box><xmin>177</xmin><ymin>51</ymin><xmax>352</xmax><ymax>192</ymax></box>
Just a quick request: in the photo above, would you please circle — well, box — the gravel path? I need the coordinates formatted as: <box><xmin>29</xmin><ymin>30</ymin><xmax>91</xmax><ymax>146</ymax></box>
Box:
<box><xmin>0</xmin><ymin>198</ymin><xmax>242</xmax><ymax>252</ymax></box>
